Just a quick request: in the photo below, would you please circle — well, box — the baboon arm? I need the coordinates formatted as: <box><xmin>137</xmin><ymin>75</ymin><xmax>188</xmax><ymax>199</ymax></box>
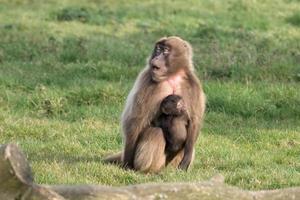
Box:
<box><xmin>123</xmin><ymin>134</ymin><xmax>138</xmax><ymax>169</ymax></box>
<box><xmin>178</xmin><ymin>119</ymin><xmax>199</xmax><ymax>170</ymax></box>
<box><xmin>123</xmin><ymin>144</ymin><xmax>135</xmax><ymax>169</ymax></box>
<box><xmin>178</xmin><ymin>76</ymin><xmax>205</xmax><ymax>171</ymax></box>
<box><xmin>122</xmin><ymin>116</ymin><xmax>147</xmax><ymax>169</ymax></box>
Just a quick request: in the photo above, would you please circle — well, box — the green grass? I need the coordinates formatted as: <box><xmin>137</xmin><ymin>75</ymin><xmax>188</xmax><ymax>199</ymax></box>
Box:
<box><xmin>0</xmin><ymin>0</ymin><xmax>299</xmax><ymax>190</ymax></box>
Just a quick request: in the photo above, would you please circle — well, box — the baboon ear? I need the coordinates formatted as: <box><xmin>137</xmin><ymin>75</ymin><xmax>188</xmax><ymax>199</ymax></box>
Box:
<box><xmin>183</xmin><ymin>40</ymin><xmax>194</xmax><ymax>67</ymax></box>
<box><xmin>183</xmin><ymin>41</ymin><xmax>192</xmax><ymax>53</ymax></box>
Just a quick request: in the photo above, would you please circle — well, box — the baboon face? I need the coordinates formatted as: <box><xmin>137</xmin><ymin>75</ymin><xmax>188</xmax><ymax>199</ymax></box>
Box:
<box><xmin>161</xmin><ymin>95</ymin><xmax>186</xmax><ymax>116</ymax></box>
<box><xmin>150</xmin><ymin>37</ymin><xmax>191</xmax><ymax>82</ymax></box>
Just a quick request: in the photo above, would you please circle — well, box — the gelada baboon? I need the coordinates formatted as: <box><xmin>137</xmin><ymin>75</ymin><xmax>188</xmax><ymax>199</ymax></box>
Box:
<box><xmin>104</xmin><ymin>36</ymin><xmax>205</xmax><ymax>172</ymax></box>
<box><xmin>154</xmin><ymin>94</ymin><xmax>189</xmax><ymax>156</ymax></box>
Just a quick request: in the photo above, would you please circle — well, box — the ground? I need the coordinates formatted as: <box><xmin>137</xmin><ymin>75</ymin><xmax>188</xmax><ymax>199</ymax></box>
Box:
<box><xmin>0</xmin><ymin>0</ymin><xmax>299</xmax><ymax>190</ymax></box>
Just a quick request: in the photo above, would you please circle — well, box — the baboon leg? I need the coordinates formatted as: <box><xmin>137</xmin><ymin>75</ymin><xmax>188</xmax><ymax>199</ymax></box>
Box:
<box><xmin>167</xmin><ymin>148</ymin><xmax>195</xmax><ymax>168</ymax></box>
<box><xmin>103</xmin><ymin>151</ymin><xmax>123</xmax><ymax>165</ymax></box>
<box><xmin>134</xmin><ymin>127</ymin><xmax>166</xmax><ymax>173</ymax></box>
<box><xmin>166</xmin><ymin>149</ymin><xmax>184</xmax><ymax>167</ymax></box>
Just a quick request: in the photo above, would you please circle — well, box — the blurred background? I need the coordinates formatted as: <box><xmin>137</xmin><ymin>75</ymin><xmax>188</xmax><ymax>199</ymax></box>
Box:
<box><xmin>0</xmin><ymin>0</ymin><xmax>299</xmax><ymax>190</ymax></box>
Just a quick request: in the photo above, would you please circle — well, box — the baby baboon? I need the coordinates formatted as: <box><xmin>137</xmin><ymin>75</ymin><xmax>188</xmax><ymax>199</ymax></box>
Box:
<box><xmin>154</xmin><ymin>95</ymin><xmax>189</xmax><ymax>155</ymax></box>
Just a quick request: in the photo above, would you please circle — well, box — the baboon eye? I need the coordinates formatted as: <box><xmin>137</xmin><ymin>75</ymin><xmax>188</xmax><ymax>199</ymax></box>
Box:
<box><xmin>155</xmin><ymin>46</ymin><xmax>162</xmax><ymax>55</ymax></box>
<box><xmin>163</xmin><ymin>47</ymin><xmax>170</xmax><ymax>55</ymax></box>
<box><xmin>156</xmin><ymin>47</ymin><xmax>160</xmax><ymax>53</ymax></box>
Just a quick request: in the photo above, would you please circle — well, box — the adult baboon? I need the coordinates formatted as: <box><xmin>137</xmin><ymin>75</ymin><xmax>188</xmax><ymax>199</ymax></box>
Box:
<box><xmin>104</xmin><ymin>36</ymin><xmax>205</xmax><ymax>172</ymax></box>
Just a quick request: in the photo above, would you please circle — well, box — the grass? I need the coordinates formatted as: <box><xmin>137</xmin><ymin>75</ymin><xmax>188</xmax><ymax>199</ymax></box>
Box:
<box><xmin>0</xmin><ymin>0</ymin><xmax>299</xmax><ymax>190</ymax></box>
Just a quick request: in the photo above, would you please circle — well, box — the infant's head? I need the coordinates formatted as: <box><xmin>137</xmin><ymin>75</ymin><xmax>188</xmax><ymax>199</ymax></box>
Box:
<box><xmin>160</xmin><ymin>95</ymin><xmax>185</xmax><ymax>116</ymax></box>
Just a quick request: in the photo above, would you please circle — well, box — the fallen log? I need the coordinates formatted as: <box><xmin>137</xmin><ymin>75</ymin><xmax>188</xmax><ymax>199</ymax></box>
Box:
<box><xmin>0</xmin><ymin>143</ymin><xmax>299</xmax><ymax>200</ymax></box>
<box><xmin>0</xmin><ymin>143</ymin><xmax>64</xmax><ymax>200</ymax></box>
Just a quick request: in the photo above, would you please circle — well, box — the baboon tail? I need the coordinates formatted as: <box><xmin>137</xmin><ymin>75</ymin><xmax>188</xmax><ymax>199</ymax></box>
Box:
<box><xmin>103</xmin><ymin>151</ymin><xmax>123</xmax><ymax>165</ymax></box>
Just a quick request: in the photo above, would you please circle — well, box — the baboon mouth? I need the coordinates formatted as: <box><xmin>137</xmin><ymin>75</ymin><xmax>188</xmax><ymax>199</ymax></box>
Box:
<box><xmin>152</xmin><ymin>73</ymin><xmax>166</xmax><ymax>82</ymax></box>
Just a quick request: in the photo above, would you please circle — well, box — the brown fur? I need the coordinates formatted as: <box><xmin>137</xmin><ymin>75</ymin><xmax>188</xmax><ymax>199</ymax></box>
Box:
<box><xmin>155</xmin><ymin>95</ymin><xmax>189</xmax><ymax>154</ymax></box>
<box><xmin>103</xmin><ymin>36</ymin><xmax>205</xmax><ymax>172</ymax></box>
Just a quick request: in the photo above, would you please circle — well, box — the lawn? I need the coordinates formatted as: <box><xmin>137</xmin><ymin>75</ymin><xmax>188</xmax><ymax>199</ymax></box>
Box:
<box><xmin>0</xmin><ymin>0</ymin><xmax>299</xmax><ymax>190</ymax></box>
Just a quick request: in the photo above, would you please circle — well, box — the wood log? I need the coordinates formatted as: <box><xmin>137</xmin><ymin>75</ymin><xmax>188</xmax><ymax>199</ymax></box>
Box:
<box><xmin>0</xmin><ymin>144</ymin><xmax>64</xmax><ymax>200</ymax></box>
<box><xmin>0</xmin><ymin>143</ymin><xmax>299</xmax><ymax>200</ymax></box>
<box><xmin>49</xmin><ymin>181</ymin><xmax>300</xmax><ymax>200</ymax></box>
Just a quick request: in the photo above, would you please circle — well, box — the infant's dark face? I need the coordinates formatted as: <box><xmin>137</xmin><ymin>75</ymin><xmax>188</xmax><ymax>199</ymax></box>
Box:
<box><xmin>160</xmin><ymin>95</ymin><xmax>185</xmax><ymax>116</ymax></box>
